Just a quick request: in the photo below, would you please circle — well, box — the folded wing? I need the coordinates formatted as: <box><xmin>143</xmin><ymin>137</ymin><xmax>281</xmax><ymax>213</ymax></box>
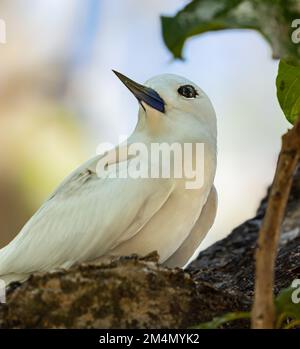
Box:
<box><xmin>0</xmin><ymin>149</ymin><xmax>174</xmax><ymax>279</ymax></box>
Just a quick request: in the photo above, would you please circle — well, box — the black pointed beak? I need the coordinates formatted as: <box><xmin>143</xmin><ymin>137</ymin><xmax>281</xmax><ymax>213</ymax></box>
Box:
<box><xmin>113</xmin><ymin>70</ymin><xmax>165</xmax><ymax>113</ymax></box>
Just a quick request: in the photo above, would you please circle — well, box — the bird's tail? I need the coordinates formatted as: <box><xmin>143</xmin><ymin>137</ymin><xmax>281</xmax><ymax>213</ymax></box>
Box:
<box><xmin>0</xmin><ymin>239</ymin><xmax>30</xmax><ymax>287</ymax></box>
<box><xmin>0</xmin><ymin>273</ymin><xmax>29</xmax><ymax>287</ymax></box>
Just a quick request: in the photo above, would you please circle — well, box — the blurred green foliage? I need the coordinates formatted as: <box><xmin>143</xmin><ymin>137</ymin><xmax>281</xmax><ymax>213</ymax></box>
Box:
<box><xmin>161</xmin><ymin>0</ymin><xmax>300</xmax><ymax>122</ymax></box>
<box><xmin>161</xmin><ymin>0</ymin><xmax>300</xmax><ymax>62</ymax></box>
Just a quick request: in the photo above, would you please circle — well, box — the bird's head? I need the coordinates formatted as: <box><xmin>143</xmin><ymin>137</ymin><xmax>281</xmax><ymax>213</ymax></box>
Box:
<box><xmin>113</xmin><ymin>71</ymin><xmax>216</xmax><ymax>142</ymax></box>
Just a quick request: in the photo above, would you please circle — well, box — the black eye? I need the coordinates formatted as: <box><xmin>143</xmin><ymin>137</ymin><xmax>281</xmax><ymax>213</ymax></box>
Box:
<box><xmin>177</xmin><ymin>85</ymin><xmax>198</xmax><ymax>98</ymax></box>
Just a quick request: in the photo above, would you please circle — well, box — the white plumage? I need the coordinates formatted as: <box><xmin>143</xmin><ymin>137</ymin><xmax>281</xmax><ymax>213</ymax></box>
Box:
<box><xmin>0</xmin><ymin>73</ymin><xmax>217</xmax><ymax>285</ymax></box>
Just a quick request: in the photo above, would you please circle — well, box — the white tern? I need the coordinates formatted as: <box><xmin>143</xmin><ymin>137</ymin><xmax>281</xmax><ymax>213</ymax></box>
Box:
<box><xmin>0</xmin><ymin>71</ymin><xmax>217</xmax><ymax>285</ymax></box>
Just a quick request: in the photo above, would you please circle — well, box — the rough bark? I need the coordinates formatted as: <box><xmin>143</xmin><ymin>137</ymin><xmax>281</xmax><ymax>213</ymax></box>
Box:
<box><xmin>0</xmin><ymin>167</ymin><xmax>299</xmax><ymax>329</ymax></box>
<box><xmin>0</xmin><ymin>253</ymin><xmax>247</xmax><ymax>329</ymax></box>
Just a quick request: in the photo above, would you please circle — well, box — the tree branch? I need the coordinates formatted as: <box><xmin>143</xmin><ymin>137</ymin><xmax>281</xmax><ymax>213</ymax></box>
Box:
<box><xmin>251</xmin><ymin>117</ymin><xmax>300</xmax><ymax>328</ymax></box>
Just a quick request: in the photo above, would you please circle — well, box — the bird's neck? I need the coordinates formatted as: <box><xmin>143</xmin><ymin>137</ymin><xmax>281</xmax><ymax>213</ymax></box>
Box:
<box><xmin>132</xmin><ymin>113</ymin><xmax>217</xmax><ymax>150</ymax></box>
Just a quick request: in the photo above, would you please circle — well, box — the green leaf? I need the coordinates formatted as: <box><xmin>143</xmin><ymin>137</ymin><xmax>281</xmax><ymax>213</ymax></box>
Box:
<box><xmin>191</xmin><ymin>284</ymin><xmax>300</xmax><ymax>329</ymax></box>
<box><xmin>276</xmin><ymin>60</ymin><xmax>300</xmax><ymax>123</ymax></box>
<box><xmin>161</xmin><ymin>0</ymin><xmax>300</xmax><ymax>61</ymax></box>
<box><xmin>192</xmin><ymin>311</ymin><xmax>250</xmax><ymax>329</ymax></box>
<box><xmin>275</xmin><ymin>285</ymin><xmax>300</xmax><ymax>322</ymax></box>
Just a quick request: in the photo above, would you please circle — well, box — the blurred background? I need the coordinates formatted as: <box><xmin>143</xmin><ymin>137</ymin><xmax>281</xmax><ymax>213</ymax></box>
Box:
<box><xmin>0</xmin><ymin>0</ymin><xmax>290</xmax><ymax>250</ymax></box>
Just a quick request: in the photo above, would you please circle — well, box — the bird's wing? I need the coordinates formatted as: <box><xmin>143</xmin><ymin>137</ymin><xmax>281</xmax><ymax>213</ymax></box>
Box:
<box><xmin>163</xmin><ymin>185</ymin><xmax>217</xmax><ymax>268</ymax></box>
<box><xmin>0</xmin><ymin>147</ymin><xmax>174</xmax><ymax>275</ymax></box>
